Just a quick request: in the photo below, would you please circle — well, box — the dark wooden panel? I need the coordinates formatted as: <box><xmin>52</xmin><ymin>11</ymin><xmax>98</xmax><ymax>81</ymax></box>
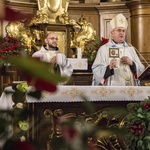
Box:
<box><xmin>66</xmin><ymin>69</ymin><xmax>93</xmax><ymax>85</ymax></box>
<box><xmin>27</xmin><ymin>100</ymin><xmax>139</xmax><ymax>150</ymax></box>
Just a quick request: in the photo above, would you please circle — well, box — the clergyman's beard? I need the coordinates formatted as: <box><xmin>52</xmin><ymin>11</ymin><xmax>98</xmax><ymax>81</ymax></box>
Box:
<box><xmin>48</xmin><ymin>44</ymin><xmax>55</xmax><ymax>49</ymax></box>
<box><xmin>48</xmin><ymin>44</ymin><xmax>58</xmax><ymax>51</ymax></box>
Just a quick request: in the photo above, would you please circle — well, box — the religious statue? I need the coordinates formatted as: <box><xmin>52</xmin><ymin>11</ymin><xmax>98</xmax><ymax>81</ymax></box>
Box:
<box><xmin>5</xmin><ymin>21</ymin><xmax>32</xmax><ymax>51</ymax></box>
<box><xmin>28</xmin><ymin>10</ymin><xmax>51</xmax><ymax>26</ymax></box>
<box><xmin>5</xmin><ymin>21</ymin><xmax>44</xmax><ymax>52</ymax></box>
<box><xmin>29</xmin><ymin>0</ymin><xmax>70</xmax><ymax>26</ymax></box>
<box><xmin>30</xmin><ymin>28</ymin><xmax>43</xmax><ymax>52</ymax></box>
<box><xmin>70</xmin><ymin>15</ymin><xmax>96</xmax><ymax>53</ymax></box>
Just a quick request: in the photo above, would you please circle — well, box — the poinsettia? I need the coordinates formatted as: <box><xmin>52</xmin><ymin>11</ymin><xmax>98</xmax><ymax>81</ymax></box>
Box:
<box><xmin>0</xmin><ymin>36</ymin><xmax>29</xmax><ymax>64</ymax></box>
<box><xmin>83</xmin><ymin>37</ymin><xmax>109</xmax><ymax>64</ymax></box>
<box><xmin>125</xmin><ymin>96</ymin><xmax>150</xmax><ymax>149</ymax></box>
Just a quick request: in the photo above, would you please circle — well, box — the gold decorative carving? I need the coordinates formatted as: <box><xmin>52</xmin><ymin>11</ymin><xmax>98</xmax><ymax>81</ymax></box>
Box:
<box><xmin>70</xmin><ymin>15</ymin><xmax>96</xmax><ymax>52</ymax></box>
<box><xmin>44</xmin><ymin>109</ymin><xmax>53</xmax><ymax>118</ymax></box>
<box><xmin>43</xmin><ymin>109</ymin><xmax>55</xmax><ymax>150</ymax></box>
<box><xmin>44</xmin><ymin>107</ymin><xmax>129</xmax><ymax>149</ymax></box>
<box><xmin>29</xmin><ymin>0</ymin><xmax>70</xmax><ymax>25</ymax></box>
<box><xmin>6</xmin><ymin>21</ymin><xmax>32</xmax><ymax>51</ymax></box>
<box><xmin>5</xmin><ymin>21</ymin><xmax>44</xmax><ymax>52</ymax></box>
<box><xmin>30</xmin><ymin>28</ymin><xmax>44</xmax><ymax>51</ymax></box>
<box><xmin>54</xmin><ymin>110</ymin><xmax>77</xmax><ymax>138</ymax></box>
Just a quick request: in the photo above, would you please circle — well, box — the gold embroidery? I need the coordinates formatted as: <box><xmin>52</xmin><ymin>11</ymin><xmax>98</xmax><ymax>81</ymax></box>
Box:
<box><xmin>75</xmin><ymin>62</ymin><xmax>86</xmax><ymax>68</ymax></box>
<box><xmin>92</xmin><ymin>87</ymin><xmax>115</xmax><ymax>97</ymax></box>
<box><xmin>120</xmin><ymin>87</ymin><xmax>142</xmax><ymax>97</ymax></box>
<box><xmin>119</xmin><ymin>18</ymin><xmax>124</xmax><ymax>24</ymax></box>
<box><xmin>119</xmin><ymin>47</ymin><xmax>134</xmax><ymax>86</ymax></box>
<box><xmin>120</xmin><ymin>63</ymin><xmax>132</xmax><ymax>85</ymax></box>
<box><xmin>61</xmin><ymin>88</ymin><xmax>86</xmax><ymax>98</ymax></box>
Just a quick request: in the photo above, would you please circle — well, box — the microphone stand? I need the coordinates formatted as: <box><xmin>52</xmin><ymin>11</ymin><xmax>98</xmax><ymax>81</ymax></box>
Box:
<box><xmin>132</xmin><ymin>45</ymin><xmax>149</xmax><ymax>66</ymax></box>
<box><xmin>131</xmin><ymin>45</ymin><xmax>150</xmax><ymax>85</ymax></box>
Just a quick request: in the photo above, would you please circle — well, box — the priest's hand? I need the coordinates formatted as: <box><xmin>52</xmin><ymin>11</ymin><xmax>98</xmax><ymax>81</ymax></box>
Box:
<box><xmin>121</xmin><ymin>56</ymin><xmax>133</xmax><ymax>66</ymax></box>
<box><xmin>50</xmin><ymin>56</ymin><xmax>57</xmax><ymax>64</ymax></box>
<box><xmin>109</xmin><ymin>58</ymin><xmax>117</xmax><ymax>69</ymax></box>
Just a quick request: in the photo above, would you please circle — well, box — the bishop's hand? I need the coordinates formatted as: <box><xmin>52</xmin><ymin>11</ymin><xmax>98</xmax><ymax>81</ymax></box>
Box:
<box><xmin>121</xmin><ymin>56</ymin><xmax>133</xmax><ymax>66</ymax></box>
<box><xmin>109</xmin><ymin>58</ymin><xmax>117</xmax><ymax>69</ymax></box>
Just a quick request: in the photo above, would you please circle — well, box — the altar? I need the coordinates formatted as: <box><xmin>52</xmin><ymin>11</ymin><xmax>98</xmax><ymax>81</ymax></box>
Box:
<box><xmin>1</xmin><ymin>85</ymin><xmax>150</xmax><ymax>108</ymax></box>
<box><xmin>0</xmin><ymin>85</ymin><xmax>149</xmax><ymax>149</ymax></box>
<box><xmin>29</xmin><ymin>85</ymin><xmax>150</xmax><ymax>102</ymax></box>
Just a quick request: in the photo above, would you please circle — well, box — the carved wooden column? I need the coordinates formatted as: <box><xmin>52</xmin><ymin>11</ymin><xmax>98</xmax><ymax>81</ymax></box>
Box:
<box><xmin>126</xmin><ymin>1</ymin><xmax>150</xmax><ymax>65</ymax></box>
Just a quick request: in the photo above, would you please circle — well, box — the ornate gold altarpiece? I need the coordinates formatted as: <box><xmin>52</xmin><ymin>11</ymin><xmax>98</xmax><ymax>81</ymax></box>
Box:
<box><xmin>0</xmin><ymin>85</ymin><xmax>150</xmax><ymax>149</ymax></box>
<box><xmin>5</xmin><ymin>0</ymin><xmax>96</xmax><ymax>58</ymax></box>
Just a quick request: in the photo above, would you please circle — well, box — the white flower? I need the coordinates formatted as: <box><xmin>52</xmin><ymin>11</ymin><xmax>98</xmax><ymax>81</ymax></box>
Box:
<box><xmin>20</xmin><ymin>136</ymin><xmax>26</xmax><ymax>142</ymax></box>
<box><xmin>16</xmin><ymin>103</ymin><xmax>24</xmax><ymax>109</ymax></box>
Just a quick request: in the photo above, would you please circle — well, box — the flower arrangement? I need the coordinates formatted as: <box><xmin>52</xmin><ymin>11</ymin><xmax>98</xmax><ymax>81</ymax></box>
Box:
<box><xmin>83</xmin><ymin>37</ymin><xmax>109</xmax><ymax>64</ymax></box>
<box><xmin>125</xmin><ymin>96</ymin><xmax>150</xmax><ymax>150</ymax></box>
<box><xmin>0</xmin><ymin>36</ymin><xmax>30</xmax><ymax>65</ymax></box>
<box><xmin>0</xmin><ymin>4</ymin><xmax>67</xmax><ymax>150</ymax></box>
<box><xmin>12</xmin><ymin>81</ymin><xmax>29</xmax><ymax>141</ymax></box>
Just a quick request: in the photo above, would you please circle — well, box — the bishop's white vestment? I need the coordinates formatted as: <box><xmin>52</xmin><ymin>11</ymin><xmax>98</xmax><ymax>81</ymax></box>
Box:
<box><xmin>92</xmin><ymin>40</ymin><xmax>145</xmax><ymax>86</ymax></box>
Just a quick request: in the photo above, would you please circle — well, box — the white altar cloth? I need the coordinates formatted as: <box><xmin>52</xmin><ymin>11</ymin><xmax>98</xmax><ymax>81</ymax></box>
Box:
<box><xmin>68</xmin><ymin>58</ymin><xmax>88</xmax><ymax>70</ymax></box>
<box><xmin>27</xmin><ymin>86</ymin><xmax>150</xmax><ymax>102</ymax></box>
<box><xmin>0</xmin><ymin>86</ymin><xmax>150</xmax><ymax>110</ymax></box>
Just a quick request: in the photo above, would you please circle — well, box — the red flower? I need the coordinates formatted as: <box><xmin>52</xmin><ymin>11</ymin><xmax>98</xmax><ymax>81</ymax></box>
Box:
<box><xmin>96</xmin><ymin>37</ymin><xmax>109</xmax><ymax>51</ymax></box>
<box><xmin>25</xmin><ymin>74</ymin><xmax>57</xmax><ymax>93</ymax></box>
<box><xmin>143</xmin><ymin>103</ymin><xmax>150</xmax><ymax>109</ymax></box>
<box><xmin>0</xmin><ymin>36</ymin><xmax>29</xmax><ymax>60</ymax></box>
<box><xmin>101</xmin><ymin>37</ymin><xmax>109</xmax><ymax>45</ymax></box>
<box><xmin>130</xmin><ymin>124</ymin><xmax>143</xmax><ymax>135</ymax></box>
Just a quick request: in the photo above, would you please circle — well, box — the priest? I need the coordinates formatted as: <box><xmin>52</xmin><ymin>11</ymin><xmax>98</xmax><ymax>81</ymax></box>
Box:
<box><xmin>92</xmin><ymin>13</ymin><xmax>145</xmax><ymax>86</ymax></box>
<box><xmin>32</xmin><ymin>32</ymin><xmax>73</xmax><ymax>84</ymax></box>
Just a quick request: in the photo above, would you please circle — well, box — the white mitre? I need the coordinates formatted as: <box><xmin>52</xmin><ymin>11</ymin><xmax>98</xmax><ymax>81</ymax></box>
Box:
<box><xmin>110</xmin><ymin>13</ymin><xmax>128</xmax><ymax>30</ymax></box>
